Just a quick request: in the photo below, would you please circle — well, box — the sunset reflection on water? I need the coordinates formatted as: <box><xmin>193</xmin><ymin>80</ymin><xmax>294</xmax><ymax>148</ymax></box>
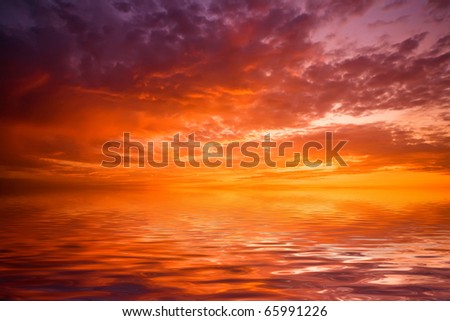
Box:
<box><xmin>1</xmin><ymin>188</ymin><xmax>449</xmax><ymax>300</ymax></box>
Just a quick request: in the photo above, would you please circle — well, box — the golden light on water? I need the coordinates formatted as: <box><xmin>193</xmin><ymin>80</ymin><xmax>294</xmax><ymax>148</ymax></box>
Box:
<box><xmin>1</xmin><ymin>0</ymin><xmax>450</xmax><ymax>300</ymax></box>
<box><xmin>1</xmin><ymin>187</ymin><xmax>449</xmax><ymax>300</ymax></box>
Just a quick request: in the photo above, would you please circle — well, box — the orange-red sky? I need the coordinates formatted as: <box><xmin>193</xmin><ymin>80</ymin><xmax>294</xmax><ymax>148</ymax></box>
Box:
<box><xmin>0</xmin><ymin>0</ymin><xmax>449</xmax><ymax>191</ymax></box>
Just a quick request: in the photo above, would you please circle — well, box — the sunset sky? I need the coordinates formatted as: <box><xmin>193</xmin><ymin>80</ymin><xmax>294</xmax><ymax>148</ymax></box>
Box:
<box><xmin>1</xmin><ymin>0</ymin><xmax>449</xmax><ymax>191</ymax></box>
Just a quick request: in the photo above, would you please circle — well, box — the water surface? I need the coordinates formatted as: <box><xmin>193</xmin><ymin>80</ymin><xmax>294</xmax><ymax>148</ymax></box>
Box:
<box><xmin>1</xmin><ymin>188</ymin><xmax>449</xmax><ymax>300</ymax></box>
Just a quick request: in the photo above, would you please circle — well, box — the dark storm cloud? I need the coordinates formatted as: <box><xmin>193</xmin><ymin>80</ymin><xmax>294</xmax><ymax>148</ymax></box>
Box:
<box><xmin>0</xmin><ymin>0</ymin><xmax>316</xmax><ymax>94</ymax></box>
<box><xmin>306</xmin><ymin>0</ymin><xmax>375</xmax><ymax>20</ymax></box>
<box><xmin>0</xmin><ymin>0</ymin><xmax>449</xmax><ymax>177</ymax></box>
<box><xmin>426</xmin><ymin>0</ymin><xmax>450</xmax><ymax>21</ymax></box>
<box><xmin>395</xmin><ymin>32</ymin><xmax>428</xmax><ymax>54</ymax></box>
<box><xmin>1</xmin><ymin>0</ymin><xmax>448</xmax><ymax>123</ymax></box>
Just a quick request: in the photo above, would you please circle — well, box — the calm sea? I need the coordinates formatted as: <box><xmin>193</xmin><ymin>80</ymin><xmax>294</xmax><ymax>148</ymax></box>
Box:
<box><xmin>1</xmin><ymin>188</ymin><xmax>449</xmax><ymax>300</ymax></box>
